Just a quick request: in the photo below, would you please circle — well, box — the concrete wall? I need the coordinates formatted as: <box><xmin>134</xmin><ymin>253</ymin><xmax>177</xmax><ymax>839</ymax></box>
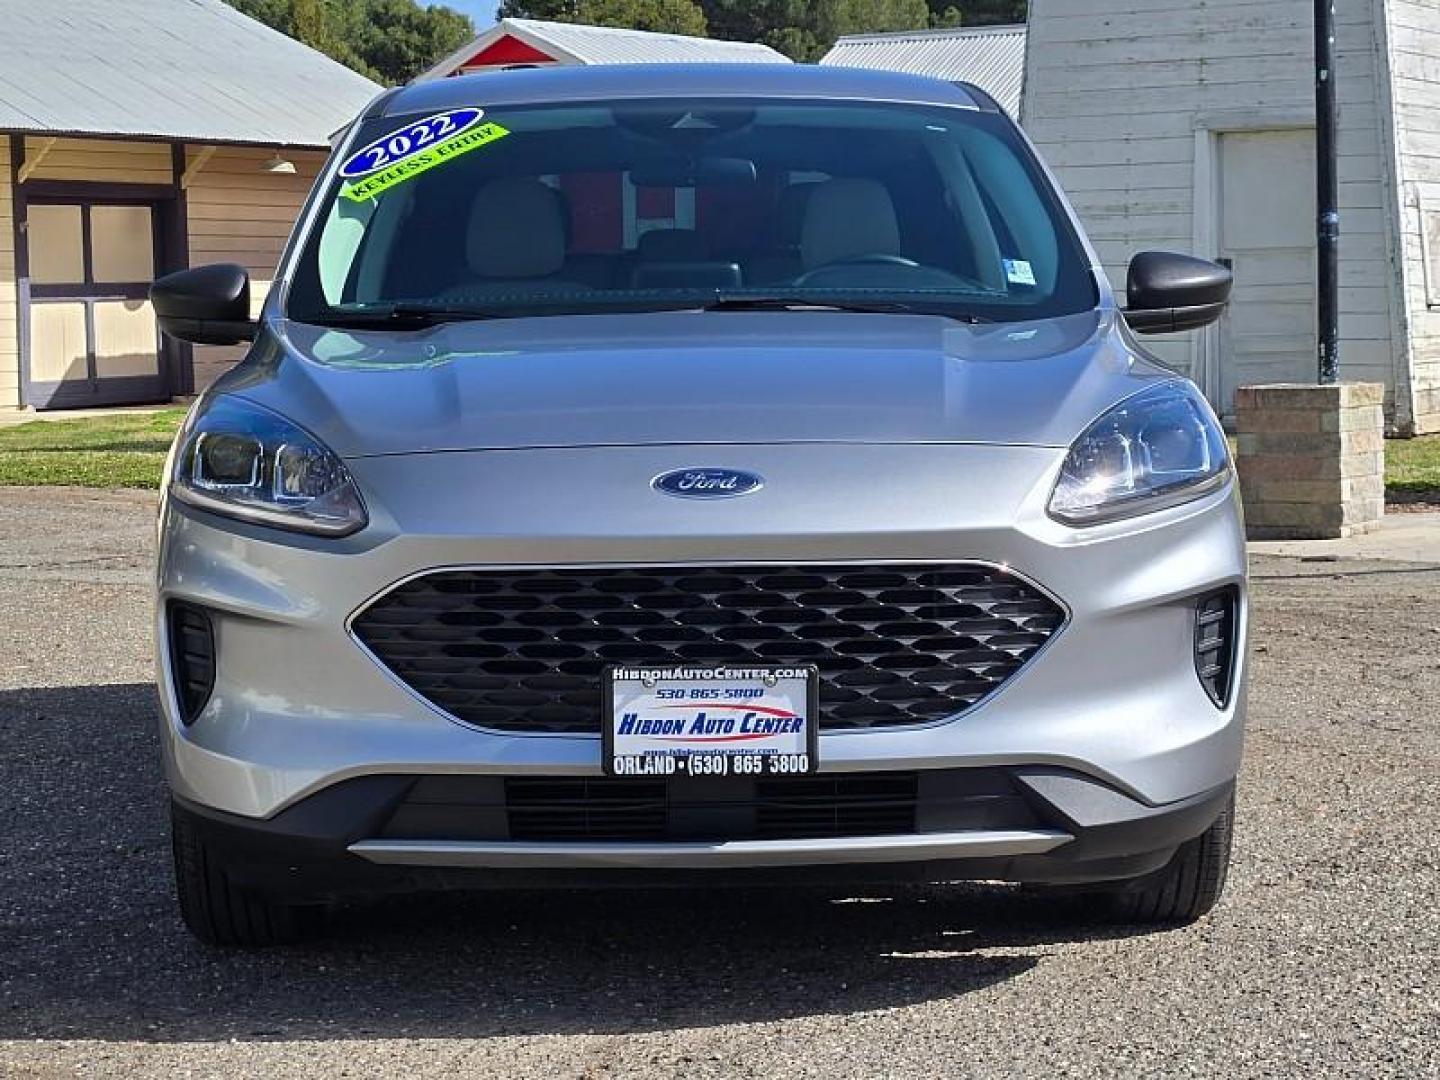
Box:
<box><xmin>0</xmin><ymin>143</ymin><xmax>16</xmax><ymax>408</ymax></box>
<box><xmin>185</xmin><ymin>146</ymin><xmax>326</xmax><ymax>391</ymax></box>
<box><xmin>1385</xmin><ymin>0</ymin><xmax>1440</xmax><ymax>432</ymax></box>
<box><xmin>1022</xmin><ymin>0</ymin><xmax>1406</xmax><ymax>424</ymax></box>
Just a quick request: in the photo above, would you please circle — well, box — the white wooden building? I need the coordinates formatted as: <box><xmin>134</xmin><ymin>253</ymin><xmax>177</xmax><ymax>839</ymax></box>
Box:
<box><xmin>1024</xmin><ymin>0</ymin><xmax>1440</xmax><ymax>434</ymax></box>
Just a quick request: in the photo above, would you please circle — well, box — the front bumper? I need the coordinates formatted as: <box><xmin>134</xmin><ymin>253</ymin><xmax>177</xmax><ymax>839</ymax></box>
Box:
<box><xmin>155</xmin><ymin>442</ymin><xmax>1248</xmax><ymax>875</ymax></box>
<box><xmin>173</xmin><ymin>770</ymin><xmax>1236</xmax><ymax>898</ymax></box>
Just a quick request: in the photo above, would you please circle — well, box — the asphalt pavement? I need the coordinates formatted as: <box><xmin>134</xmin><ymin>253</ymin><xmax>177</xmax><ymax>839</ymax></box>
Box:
<box><xmin>0</xmin><ymin>488</ymin><xmax>1436</xmax><ymax>1078</ymax></box>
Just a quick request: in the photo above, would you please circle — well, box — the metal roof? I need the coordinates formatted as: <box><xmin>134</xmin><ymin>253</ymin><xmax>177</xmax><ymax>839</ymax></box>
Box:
<box><xmin>388</xmin><ymin>63</ymin><xmax>989</xmax><ymax>118</ymax></box>
<box><xmin>820</xmin><ymin>25</ymin><xmax>1028</xmax><ymax>118</ymax></box>
<box><xmin>0</xmin><ymin>0</ymin><xmax>380</xmax><ymax>148</ymax></box>
<box><xmin>418</xmin><ymin>18</ymin><xmax>791</xmax><ymax>81</ymax></box>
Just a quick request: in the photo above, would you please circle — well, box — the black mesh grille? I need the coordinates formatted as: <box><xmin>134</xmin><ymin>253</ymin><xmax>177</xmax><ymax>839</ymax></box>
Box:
<box><xmin>752</xmin><ymin>773</ymin><xmax>918</xmax><ymax>839</ymax></box>
<box><xmin>375</xmin><ymin>770</ymin><xmax>1045</xmax><ymax>844</ymax></box>
<box><xmin>168</xmin><ymin>602</ymin><xmax>215</xmax><ymax>725</ymax></box>
<box><xmin>507</xmin><ymin>778</ymin><xmax>670</xmax><ymax>841</ymax></box>
<box><xmin>505</xmin><ymin>774</ymin><xmax>920</xmax><ymax>842</ymax></box>
<box><xmin>352</xmin><ymin>563</ymin><xmax>1065</xmax><ymax>734</ymax></box>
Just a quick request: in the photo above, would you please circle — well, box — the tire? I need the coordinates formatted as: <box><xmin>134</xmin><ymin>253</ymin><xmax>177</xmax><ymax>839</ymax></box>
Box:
<box><xmin>1099</xmin><ymin>794</ymin><xmax>1235</xmax><ymax>925</ymax></box>
<box><xmin>170</xmin><ymin>804</ymin><xmax>314</xmax><ymax>946</ymax></box>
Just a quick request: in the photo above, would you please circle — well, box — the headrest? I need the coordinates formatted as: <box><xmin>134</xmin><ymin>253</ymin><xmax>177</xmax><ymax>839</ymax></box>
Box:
<box><xmin>800</xmin><ymin>178</ymin><xmax>901</xmax><ymax>270</ymax></box>
<box><xmin>636</xmin><ymin>228</ymin><xmax>708</xmax><ymax>262</ymax></box>
<box><xmin>775</xmin><ymin>183</ymin><xmax>817</xmax><ymax>246</ymax></box>
<box><xmin>466</xmin><ymin>178</ymin><xmax>566</xmax><ymax>279</ymax></box>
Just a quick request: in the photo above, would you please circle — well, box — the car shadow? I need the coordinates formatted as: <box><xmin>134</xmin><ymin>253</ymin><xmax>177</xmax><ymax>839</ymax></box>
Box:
<box><xmin>0</xmin><ymin>683</ymin><xmax>1160</xmax><ymax>1044</ymax></box>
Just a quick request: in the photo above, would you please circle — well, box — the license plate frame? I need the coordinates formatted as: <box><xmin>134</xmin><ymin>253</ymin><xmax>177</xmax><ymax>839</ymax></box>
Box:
<box><xmin>602</xmin><ymin>664</ymin><xmax>820</xmax><ymax>780</ymax></box>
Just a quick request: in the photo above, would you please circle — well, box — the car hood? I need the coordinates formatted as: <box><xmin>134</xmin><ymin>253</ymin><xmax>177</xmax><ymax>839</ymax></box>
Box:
<box><xmin>217</xmin><ymin>309</ymin><xmax>1171</xmax><ymax>458</ymax></box>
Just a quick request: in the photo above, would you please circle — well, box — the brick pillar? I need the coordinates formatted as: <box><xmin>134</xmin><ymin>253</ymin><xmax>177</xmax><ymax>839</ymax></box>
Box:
<box><xmin>1234</xmin><ymin>383</ymin><xmax>1386</xmax><ymax>540</ymax></box>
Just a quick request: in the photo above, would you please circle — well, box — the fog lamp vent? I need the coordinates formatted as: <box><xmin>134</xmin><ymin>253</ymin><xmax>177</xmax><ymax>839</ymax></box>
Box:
<box><xmin>168</xmin><ymin>602</ymin><xmax>215</xmax><ymax>725</ymax></box>
<box><xmin>1194</xmin><ymin>588</ymin><xmax>1238</xmax><ymax>708</ymax></box>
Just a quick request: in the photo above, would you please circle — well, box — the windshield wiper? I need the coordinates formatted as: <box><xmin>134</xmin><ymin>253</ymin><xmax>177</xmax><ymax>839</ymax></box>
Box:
<box><xmin>699</xmin><ymin>297</ymin><xmax>990</xmax><ymax>323</ymax></box>
<box><xmin>306</xmin><ymin>303</ymin><xmax>506</xmax><ymax>330</ymax></box>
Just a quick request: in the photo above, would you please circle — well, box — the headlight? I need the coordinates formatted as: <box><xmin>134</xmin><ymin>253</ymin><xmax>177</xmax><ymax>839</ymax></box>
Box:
<box><xmin>1048</xmin><ymin>380</ymin><xmax>1231</xmax><ymax>526</ymax></box>
<box><xmin>171</xmin><ymin>396</ymin><xmax>367</xmax><ymax>537</ymax></box>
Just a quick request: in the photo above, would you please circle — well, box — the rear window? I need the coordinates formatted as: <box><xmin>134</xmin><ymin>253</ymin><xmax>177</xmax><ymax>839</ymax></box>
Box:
<box><xmin>287</xmin><ymin>98</ymin><xmax>1098</xmax><ymax>324</ymax></box>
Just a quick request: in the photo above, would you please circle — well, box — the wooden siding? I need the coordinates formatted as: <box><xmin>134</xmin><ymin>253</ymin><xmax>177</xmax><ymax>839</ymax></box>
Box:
<box><xmin>1386</xmin><ymin>0</ymin><xmax>1440</xmax><ymax>432</ymax></box>
<box><xmin>1022</xmin><ymin>0</ymin><xmax>1403</xmax><ymax>420</ymax></box>
<box><xmin>23</xmin><ymin>137</ymin><xmax>172</xmax><ymax>186</ymax></box>
<box><xmin>185</xmin><ymin>147</ymin><xmax>326</xmax><ymax>390</ymax></box>
<box><xmin>0</xmin><ymin>143</ymin><xmax>16</xmax><ymax>408</ymax></box>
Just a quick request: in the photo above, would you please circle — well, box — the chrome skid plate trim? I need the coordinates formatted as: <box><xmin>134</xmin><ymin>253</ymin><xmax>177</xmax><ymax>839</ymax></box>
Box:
<box><xmin>348</xmin><ymin>829</ymin><xmax>1073</xmax><ymax>869</ymax></box>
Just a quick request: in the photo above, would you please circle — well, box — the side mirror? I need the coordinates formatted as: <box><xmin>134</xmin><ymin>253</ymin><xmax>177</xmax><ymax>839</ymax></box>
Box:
<box><xmin>1122</xmin><ymin>251</ymin><xmax>1232</xmax><ymax>335</ymax></box>
<box><xmin>150</xmin><ymin>264</ymin><xmax>256</xmax><ymax>346</ymax></box>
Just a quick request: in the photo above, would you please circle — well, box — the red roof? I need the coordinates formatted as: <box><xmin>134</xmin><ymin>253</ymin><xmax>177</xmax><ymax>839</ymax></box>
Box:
<box><xmin>456</xmin><ymin>34</ymin><xmax>556</xmax><ymax>69</ymax></box>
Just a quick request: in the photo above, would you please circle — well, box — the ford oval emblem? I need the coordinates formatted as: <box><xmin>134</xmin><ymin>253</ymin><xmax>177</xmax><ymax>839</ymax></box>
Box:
<box><xmin>653</xmin><ymin>468</ymin><xmax>764</xmax><ymax>500</ymax></box>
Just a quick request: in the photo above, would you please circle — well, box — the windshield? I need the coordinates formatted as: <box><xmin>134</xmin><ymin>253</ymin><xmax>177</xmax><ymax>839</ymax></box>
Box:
<box><xmin>287</xmin><ymin>98</ymin><xmax>1098</xmax><ymax>325</ymax></box>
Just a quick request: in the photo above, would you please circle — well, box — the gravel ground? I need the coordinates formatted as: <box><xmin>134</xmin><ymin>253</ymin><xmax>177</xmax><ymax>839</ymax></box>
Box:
<box><xmin>0</xmin><ymin>488</ymin><xmax>1436</xmax><ymax>1079</ymax></box>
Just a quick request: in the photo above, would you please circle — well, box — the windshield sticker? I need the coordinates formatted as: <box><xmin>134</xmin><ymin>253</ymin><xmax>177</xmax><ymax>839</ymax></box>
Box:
<box><xmin>339</xmin><ymin>108</ymin><xmax>509</xmax><ymax>202</ymax></box>
<box><xmin>1003</xmin><ymin>258</ymin><xmax>1037</xmax><ymax>287</ymax></box>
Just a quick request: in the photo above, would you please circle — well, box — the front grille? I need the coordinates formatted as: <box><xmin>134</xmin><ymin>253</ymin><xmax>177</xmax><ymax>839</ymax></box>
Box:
<box><xmin>505</xmin><ymin>774</ymin><xmax>919</xmax><ymax>841</ymax></box>
<box><xmin>167</xmin><ymin>602</ymin><xmax>215</xmax><ymax>725</ymax></box>
<box><xmin>752</xmin><ymin>773</ymin><xmax>918</xmax><ymax>839</ymax></box>
<box><xmin>352</xmin><ymin>563</ymin><xmax>1065</xmax><ymax>734</ymax></box>
<box><xmin>377</xmin><ymin>770</ymin><xmax>1045</xmax><ymax>843</ymax></box>
<box><xmin>508</xmin><ymin>777</ymin><xmax>670</xmax><ymax>840</ymax></box>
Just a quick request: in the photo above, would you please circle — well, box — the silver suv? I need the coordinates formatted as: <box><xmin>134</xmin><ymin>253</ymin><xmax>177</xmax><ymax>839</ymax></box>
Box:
<box><xmin>151</xmin><ymin>64</ymin><xmax>1244</xmax><ymax>946</ymax></box>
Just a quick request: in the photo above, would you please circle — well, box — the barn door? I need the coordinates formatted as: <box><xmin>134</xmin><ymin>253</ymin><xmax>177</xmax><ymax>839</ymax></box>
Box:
<box><xmin>1216</xmin><ymin>130</ymin><xmax>1318</xmax><ymax>414</ymax></box>
<box><xmin>24</xmin><ymin>198</ymin><xmax>168</xmax><ymax>410</ymax></box>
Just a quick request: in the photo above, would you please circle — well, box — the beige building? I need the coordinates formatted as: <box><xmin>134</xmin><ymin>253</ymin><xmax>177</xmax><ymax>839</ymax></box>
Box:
<box><xmin>0</xmin><ymin>0</ymin><xmax>377</xmax><ymax>411</ymax></box>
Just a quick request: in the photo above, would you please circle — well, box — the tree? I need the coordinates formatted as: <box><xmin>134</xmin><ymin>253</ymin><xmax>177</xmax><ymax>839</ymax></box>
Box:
<box><xmin>225</xmin><ymin>0</ymin><xmax>475</xmax><ymax>85</ymax></box>
<box><xmin>574</xmin><ymin>0</ymin><xmax>708</xmax><ymax>36</ymax></box>
<box><xmin>496</xmin><ymin>0</ymin><xmax>579</xmax><ymax>17</ymax></box>
<box><xmin>290</xmin><ymin>0</ymin><xmax>330</xmax><ymax>50</ymax></box>
<box><xmin>681</xmin><ymin>1</ymin><xmax>932</xmax><ymax>61</ymax></box>
<box><xmin>335</xmin><ymin>0</ymin><xmax>476</xmax><ymax>83</ymax></box>
<box><xmin>927</xmin><ymin>1</ymin><xmax>1027</xmax><ymax>27</ymax></box>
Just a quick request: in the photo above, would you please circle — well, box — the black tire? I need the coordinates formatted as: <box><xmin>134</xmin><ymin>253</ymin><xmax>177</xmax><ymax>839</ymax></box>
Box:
<box><xmin>1099</xmin><ymin>794</ymin><xmax>1235</xmax><ymax>925</ymax></box>
<box><xmin>170</xmin><ymin>804</ymin><xmax>314</xmax><ymax>946</ymax></box>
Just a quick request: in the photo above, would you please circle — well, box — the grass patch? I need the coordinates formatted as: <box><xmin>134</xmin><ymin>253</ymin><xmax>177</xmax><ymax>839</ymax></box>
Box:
<box><xmin>0</xmin><ymin>409</ymin><xmax>185</xmax><ymax>488</ymax></box>
<box><xmin>1386</xmin><ymin>433</ymin><xmax>1440</xmax><ymax>500</ymax></box>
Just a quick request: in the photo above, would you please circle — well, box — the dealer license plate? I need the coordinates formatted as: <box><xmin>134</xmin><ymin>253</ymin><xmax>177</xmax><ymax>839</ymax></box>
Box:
<box><xmin>603</xmin><ymin>665</ymin><xmax>819</xmax><ymax>779</ymax></box>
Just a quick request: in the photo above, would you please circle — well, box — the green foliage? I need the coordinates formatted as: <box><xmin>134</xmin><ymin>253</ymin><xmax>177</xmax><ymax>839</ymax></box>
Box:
<box><xmin>290</xmin><ymin>0</ymin><xmax>331</xmax><ymax>49</ymax></box>
<box><xmin>499</xmin><ymin>0</ymin><xmax>707</xmax><ymax>34</ymax></box>
<box><xmin>574</xmin><ymin>0</ymin><xmax>708</xmax><ymax>36</ymax></box>
<box><xmin>226</xmin><ymin>0</ymin><xmax>475</xmax><ymax>85</ymax></box>
<box><xmin>758</xmin><ymin>1</ymin><xmax>934</xmax><ymax>62</ymax></box>
<box><xmin>926</xmin><ymin>1</ymin><xmax>1026</xmax><ymax>28</ymax></box>
<box><xmin>684</xmin><ymin>2</ymin><xmax>928</xmax><ymax>61</ymax></box>
<box><xmin>496</xmin><ymin>0</ymin><xmax>578</xmax><ymax>17</ymax></box>
<box><xmin>227</xmin><ymin>0</ymin><xmax>289</xmax><ymax>28</ymax></box>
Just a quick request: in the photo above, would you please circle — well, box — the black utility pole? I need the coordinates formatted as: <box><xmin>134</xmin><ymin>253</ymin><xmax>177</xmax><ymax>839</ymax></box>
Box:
<box><xmin>1316</xmin><ymin>0</ymin><xmax>1340</xmax><ymax>384</ymax></box>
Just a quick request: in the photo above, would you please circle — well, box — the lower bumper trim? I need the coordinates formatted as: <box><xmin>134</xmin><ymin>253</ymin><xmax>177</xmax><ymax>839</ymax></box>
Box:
<box><xmin>348</xmin><ymin>829</ymin><xmax>1072</xmax><ymax>869</ymax></box>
